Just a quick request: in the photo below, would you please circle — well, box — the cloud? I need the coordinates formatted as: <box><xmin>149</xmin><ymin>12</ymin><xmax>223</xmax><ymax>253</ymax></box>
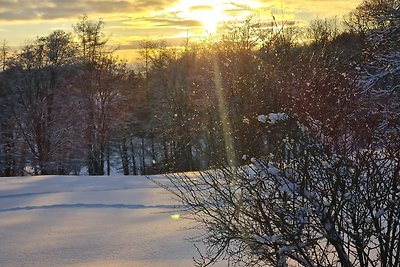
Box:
<box><xmin>228</xmin><ymin>3</ymin><xmax>253</xmax><ymax>11</ymax></box>
<box><xmin>256</xmin><ymin>0</ymin><xmax>362</xmax><ymax>20</ymax></box>
<box><xmin>189</xmin><ymin>5</ymin><xmax>214</xmax><ymax>11</ymax></box>
<box><xmin>140</xmin><ymin>17</ymin><xmax>203</xmax><ymax>28</ymax></box>
<box><xmin>0</xmin><ymin>0</ymin><xmax>362</xmax><ymax>24</ymax></box>
<box><xmin>117</xmin><ymin>35</ymin><xmax>192</xmax><ymax>50</ymax></box>
<box><xmin>0</xmin><ymin>0</ymin><xmax>180</xmax><ymax>21</ymax></box>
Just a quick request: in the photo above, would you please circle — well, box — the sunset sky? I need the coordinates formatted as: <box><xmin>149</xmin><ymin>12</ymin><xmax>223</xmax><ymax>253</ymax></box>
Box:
<box><xmin>0</xmin><ymin>0</ymin><xmax>363</xmax><ymax>62</ymax></box>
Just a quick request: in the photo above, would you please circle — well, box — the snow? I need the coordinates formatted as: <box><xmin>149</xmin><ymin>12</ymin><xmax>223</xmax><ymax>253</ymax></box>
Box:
<box><xmin>0</xmin><ymin>175</ymin><xmax>225</xmax><ymax>267</ymax></box>
<box><xmin>321</xmin><ymin>161</ymin><xmax>331</xmax><ymax>168</ymax></box>
<box><xmin>257</xmin><ymin>113</ymin><xmax>289</xmax><ymax>124</ymax></box>
<box><xmin>268</xmin><ymin>113</ymin><xmax>289</xmax><ymax>124</ymax></box>
<box><xmin>374</xmin><ymin>209</ymin><xmax>385</xmax><ymax>218</ymax></box>
<box><xmin>278</xmin><ymin>182</ymin><xmax>298</xmax><ymax>193</ymax></box>
<box><xmin>254</xmin><ymin>235</ymin><xmax>281</xmax><ymax>243</ymax></box>
<box><xmin>257</xmin><ymin>114</ymin><xmax>268</xmax><ymax>123</ymax></box>
<box><xmin>267</xmin><ymin>165</ymin><xmax>280</xmax><ymax>176</ymax></box>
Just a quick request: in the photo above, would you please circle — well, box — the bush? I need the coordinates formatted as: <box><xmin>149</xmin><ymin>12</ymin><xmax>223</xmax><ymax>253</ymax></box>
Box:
<box><xmin>158</xmin><ymin>117</ymin><xmax>400</xmax><ymax>267</ymax></box>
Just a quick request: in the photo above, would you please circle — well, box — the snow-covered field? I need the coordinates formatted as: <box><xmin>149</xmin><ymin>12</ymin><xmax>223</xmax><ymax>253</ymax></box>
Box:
<box><xmin>0</xmin><ymin>175</ymin><xmax>219</xmax><ymax>267</ymax></box>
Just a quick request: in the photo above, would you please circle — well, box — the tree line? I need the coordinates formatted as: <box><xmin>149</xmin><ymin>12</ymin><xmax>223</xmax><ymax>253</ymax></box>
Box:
<box><xmin>0</xmin><ymin>0</ymin><xmax>399</xmax><ymax>177</ymax></box>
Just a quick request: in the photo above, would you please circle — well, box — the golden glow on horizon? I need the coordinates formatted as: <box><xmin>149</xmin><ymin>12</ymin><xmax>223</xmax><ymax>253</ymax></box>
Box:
<box><xmin>0</xmin><ymin>0</ymin><xmax>364</xmax><ymax>61</ymax></box>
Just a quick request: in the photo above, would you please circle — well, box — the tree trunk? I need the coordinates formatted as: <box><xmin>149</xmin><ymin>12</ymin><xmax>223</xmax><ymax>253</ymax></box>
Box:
<box><xmin>130</xmin><ymin>138</ymin><xmax>137</xmax><ymax>175</ymax></box>
<box><xmin>141</xmin><ymin>136</ymin><xmax>146</xmax><ymax>175</ymax></box>
<box><xmin>106</xmin><ymin>145</ymin><xmax>110</xmax><ymax>176</ymax></box>
<box><xmin>120</xmin><ymin>140</ymin><xmax>129</xmax><ymax>175</ymax></box>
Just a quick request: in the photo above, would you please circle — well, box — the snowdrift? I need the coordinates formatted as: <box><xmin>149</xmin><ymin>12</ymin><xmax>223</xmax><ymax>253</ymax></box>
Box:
<box><xmin>0</xmin><ymin>175</ymin><xmax>221</xmax><ymax>266</ymax></box>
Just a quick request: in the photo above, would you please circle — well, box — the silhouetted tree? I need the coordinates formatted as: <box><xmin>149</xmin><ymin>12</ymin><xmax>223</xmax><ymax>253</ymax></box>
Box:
<box><xmin>2</xmin><ymin>31</ymin><xmax>79</xmax><ymax>174</ymax></box>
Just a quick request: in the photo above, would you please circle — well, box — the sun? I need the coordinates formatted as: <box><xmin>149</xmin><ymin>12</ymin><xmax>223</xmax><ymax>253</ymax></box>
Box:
<box><xmin>189</xmin><ymin>8</ymin><xmax>225</xmax><ymax>34</ymax></box>
<box><xmin>162</xmin><ymin>1</ymin><xmax>229</xmax><ymax>35</ymax></box>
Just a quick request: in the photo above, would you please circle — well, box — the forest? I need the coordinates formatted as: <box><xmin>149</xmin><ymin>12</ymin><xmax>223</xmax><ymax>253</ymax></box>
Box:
<box><xmin>0</xmin><ymin>0</ymin><xmax>399</xmax><ymax>177</ymax></box>
<box><xmin>0</xmin><ymin>0</ymin><xmax>399</xmax><ymax>266</ymax></box>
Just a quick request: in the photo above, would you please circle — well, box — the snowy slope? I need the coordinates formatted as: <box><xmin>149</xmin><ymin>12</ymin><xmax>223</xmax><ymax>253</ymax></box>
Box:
<box><xmin>0</xmin><ymin>175</ymin><xmax>221</xmax><ymax>267</ymax></box>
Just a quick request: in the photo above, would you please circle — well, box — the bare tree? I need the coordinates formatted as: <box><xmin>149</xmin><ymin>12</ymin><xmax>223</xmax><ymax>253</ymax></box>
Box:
<box><xmin>70</xmin><ymin>55</ymin><xmax>128</xmax><ymax>175</ymax></box>
<box><xmin>0</xmin><ymin>40</ymin><xmax>9</xmax><ymax>72</ymax></box>
<box><xmin>158</xmin><ymin>115</ymin><xmax>399</xmax><ymax>267</ymax></box>
<box><xmin>73</xmin><ymin>14</ymin><xmax>108</xmax><ymax>65</ymax></box>
<box><xmin>71</xmin><ymin>16</ymin><xmax>128</xmax><ymax>175</ymax></box>
<box><xmin>3</xmin><ymin>31</ymin><xmax>79</xmax><ymax>174</ymax></box>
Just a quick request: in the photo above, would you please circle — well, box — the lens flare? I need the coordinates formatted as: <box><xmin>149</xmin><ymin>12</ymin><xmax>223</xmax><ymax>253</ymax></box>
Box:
<box><xmin>171</xmin><ymin>214</ymin><xmax>181</xmax><ymax>220</ymax></box>
<box><xmin>212</xmin><ymin>58</ymin><xmax>236</xmax><ymax>167</ymax></box>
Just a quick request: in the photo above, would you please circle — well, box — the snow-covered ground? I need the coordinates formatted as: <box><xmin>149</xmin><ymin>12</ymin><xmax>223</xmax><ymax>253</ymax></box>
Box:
<box><xmin>0</xmin><ymin>175</ymin><xmax>221</xmax><ymax>267</ymax></box>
